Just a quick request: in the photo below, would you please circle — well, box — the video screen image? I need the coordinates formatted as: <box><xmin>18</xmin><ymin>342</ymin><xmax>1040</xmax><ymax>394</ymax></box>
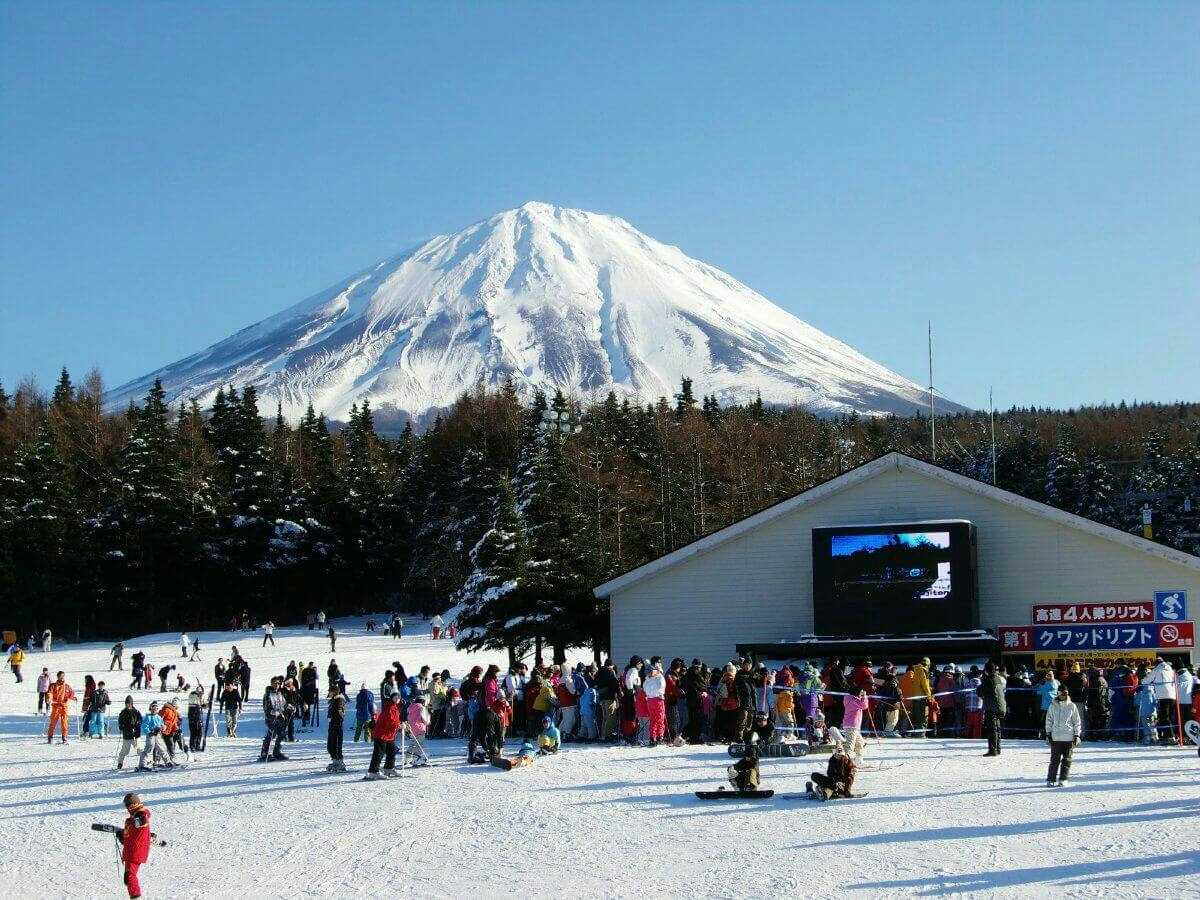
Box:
<box><xmin>829</xmin><ymin>530</ymin><xmax>953</xmax><ymax>604</ymax></box>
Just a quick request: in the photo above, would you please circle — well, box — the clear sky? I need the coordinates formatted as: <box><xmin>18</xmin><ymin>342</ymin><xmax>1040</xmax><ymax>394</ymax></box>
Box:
<box><xmin>2</xmin><ymin>2</ymin><xmax>1196</xmax><ymax>411</ymax></box>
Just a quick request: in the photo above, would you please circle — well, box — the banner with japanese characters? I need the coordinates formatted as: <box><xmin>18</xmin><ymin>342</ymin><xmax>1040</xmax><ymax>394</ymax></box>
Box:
<box><xmin>1031</xmin><ymin>602</ymin><xmax>1153</xmax><ymax>625</ymax></box>
<box><xmin>1034</xmin><ymin>650</ymin><xmax>1156</xmax><ymax>671</ymax></box>
<box><xmin>998</xmin><ymin>622</ymin><xmax>1194</xmax><ymax>652</ymax></box>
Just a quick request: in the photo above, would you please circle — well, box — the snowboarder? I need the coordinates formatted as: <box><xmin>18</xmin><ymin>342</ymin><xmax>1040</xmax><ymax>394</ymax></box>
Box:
<box><xmin>110</xmin><ymin>641</ymin><xmax>124</xmax><ymax>671</ymax></box>
<box><xmin>808</xmin><ymin>746</ymin><xmax>860</xmax><ymax>801</ymax></box>
<box><xmin>261</xmin><ymin>620</ymin><xmax>275</xmax><ymax>647</ymax></box>
<box><xmin>1045</xmin><ymin>683</ymin><xmax>1082</xmax><ymax>786</ymax></box>
<box><xmin>46</xmin><ymin>671</ymin><xmax>75</xmax><ymax>744</ymax></box>
<box><xmin>727</xmin><ymin>737</ymin><xmax>761</xmax><ymax>791</ymax></box>
<box><xmin>116</xmin><ymin>696</ymin><xmax>142</xmax><ymax>769</ymax></box>
<box><xmin>327</xmin><ymin>686</ymin><xmax>347</xmax><ymax>772</ymax></box>
<box><xmin>119</xmin><ymin>793</ymin><xmax>153</xmax><ymax>899</ymax></box>
<box><xmin>980</xmin><ymin>661</ymin><xmax>1007</xmax><ymax>756</ymax></box>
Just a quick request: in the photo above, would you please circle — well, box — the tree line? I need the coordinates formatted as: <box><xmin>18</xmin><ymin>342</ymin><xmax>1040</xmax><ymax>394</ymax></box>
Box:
<box><xmin>1</xmin><ymin>369</ymin><xmax>1197</xmax><ymax>652</ymax></box>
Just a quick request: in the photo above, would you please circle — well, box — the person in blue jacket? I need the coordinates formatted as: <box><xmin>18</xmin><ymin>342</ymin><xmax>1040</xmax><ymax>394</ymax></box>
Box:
<box><xmin>1035</xmin><ymin>671</ymin><xmax>1059</xmax><ymax>738</ymax></box>
<box><xmin>136</xmin><ymin>702</ymin><xmax>171</xmax><ymax>770</ymax></box>
<box><xmin>354</xmin><ymin>684</ymin><xmax>376</xmax><ymax>742</ymax></box>
<box><xmin>538</xmin><ymin>716</ymin><xmax>561</xmax><ymax>754</ymax></box>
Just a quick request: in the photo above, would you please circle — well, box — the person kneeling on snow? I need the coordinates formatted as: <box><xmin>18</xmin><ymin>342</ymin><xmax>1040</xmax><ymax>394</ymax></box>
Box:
<box><xmin>809</xmin><ymin>746</ymin><xmax>857</xmax><ymax>800</ymax></box>
<box><xmin>538</xmin><ymin>716</ymin><xmax>561</xmax><ymax>754</ymax></box>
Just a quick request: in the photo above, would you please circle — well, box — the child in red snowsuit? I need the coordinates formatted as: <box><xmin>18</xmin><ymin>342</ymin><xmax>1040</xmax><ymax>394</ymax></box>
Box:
<box><xmin>121</xmin><ymin>793</ymin><xmax>152</xmax><ymax>898</ymax></box>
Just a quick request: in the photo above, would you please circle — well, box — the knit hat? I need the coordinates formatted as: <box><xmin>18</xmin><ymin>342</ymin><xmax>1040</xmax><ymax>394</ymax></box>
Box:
<box><xmin>123</xmin><ymin>793</ymin><xmax>142</xmax><ymax>808</ymax></box>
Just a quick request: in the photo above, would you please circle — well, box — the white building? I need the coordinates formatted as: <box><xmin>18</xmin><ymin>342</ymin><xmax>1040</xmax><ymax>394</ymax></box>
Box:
<box><xmin>594</xmin><ymin>453</ymin><xmax>1200</xmax><ymax>669</ymax></box>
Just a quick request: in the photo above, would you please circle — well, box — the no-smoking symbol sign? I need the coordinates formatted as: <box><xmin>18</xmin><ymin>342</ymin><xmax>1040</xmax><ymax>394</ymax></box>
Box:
<box><xmin>1160</xmin><ymin>624</ymin><xmax>1179</xmax><ymax>643</ymax></box>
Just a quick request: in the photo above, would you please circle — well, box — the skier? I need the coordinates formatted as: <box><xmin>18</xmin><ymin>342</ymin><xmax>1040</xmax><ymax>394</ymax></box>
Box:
<box><xmin>179</xmin><ymin>633</ymin><xmax>190</xmax><ymax>659</ymax></box>
<box><xmin>8</xmin><ymin>643</ymin><xmax>24</xmax><ymax>683</ymax></box>
<box><xmin>431</xmin><ymin>613</ymin><xmax>444</xmax><ymax>640</ymax></box>
<box><xmin>261</xmin><ymin>620</ymin><xmax>275</xmax><ymax>647</ymax></box>
<box><xmin>354</xmin><ymin>683</ymin><xmax>376</xmax><ymax>742</ymax></box>
<box><xmin>110</xmin><ymin>641</ymin><xmax>124</xmax><ymax>671</ymax></box>
<box><xmin>129</xmin><ymin>652</ymin><xmax>145</xmax><ymax>690</ymax></box>
<box><xmin>89</xmin><ymin>680</ymin><xmax>112</xmax><ymax>737</ymax></box>
<box><xmin>46</xmin><ymin>671</ymin><xmax>75</xmax><ymax>744</ymax></box>
<box><xmin>980</xmin><ymin>661</ymin><xmax>1008</xmax><ymax>756</ymax></box>
<box><xmin>239</xmin><ymin>659</ymin><xmax>252</xmax><ymax>703</ymax></box>
<box><xmin>161</xmin><ymin>699</ymin><xmax>189</xmax><ymax>763</ymax></box>
<box><xmin>220</xmin><ymin>681</ymin><xmax>242</xmax><ymax>736</ymax></box>
<box><xmin>41</xmin><ymin>628</ymin><xmax>52</xmax><ymax>653</ymax></box>
<box><xmin>365</xmin><ymin>691</ymin><xmax>402</xmax><ymax>780</ymax></box>
<box><xmin>136</xmin><ymin>702</ymin><xmax>170</xmax><ymax>770</ymax></box>
<box><xmin>328</xmin><ymin>625</ymin><xmax>336</xmax><ymax>653</ymax></box>
<box><xmin>259</xmin><ymin>676</ymin><xmax>292</xmax><ymax>762</ymax></box>
<box><xmin>317</xmin><ymin>610</ymin><xmax>326</xmax><ymax>629</ymax></box>
<box><xmin>116</xmin><ymin>696</ymin><xmax>142</xmax><ymax>769</ymax></box>
<box><xmin>187</xmin><ymin>683</ymin><xmax>205</xmax><ymax>752</ymax></box>
<box><xmin>36</xmin><ymin>667</ymin><xmax>51</xmax><ymax>714</ymax></box>
<box><xmin>327</xmin><ymin>685</ymin><xmax>347</xmax><ymax>772</ymax></box>
<box><xmin>157</xmin><ymin>664</ymin><xmax>174</xmax><ymax>693</ymax></box>
<box><xmin>808</xmin><ymin>745</ymin><xmax>859</xmax><ymax>801</ymax></box>
<box><xmin>119</xmin><ymin>793</ymin><xmax>153</xmax><ymax>899</ymax></box>
<box><xmin>1045</xmin><ymin>683</ymin><xmax>1082</xmax><ymax>786</ymax></box>
<box><xmin>839</xmin><ymin>688</ymin><xmax>869</xmax><ymax>758</ymax></box>
<box><xmin>189</xmin><ymin>637</ymin><xmax>201</xmax><ymax>662</ymax></box>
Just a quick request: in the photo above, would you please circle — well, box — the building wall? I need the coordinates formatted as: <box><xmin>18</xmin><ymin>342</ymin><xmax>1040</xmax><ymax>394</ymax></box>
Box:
<box><xmin>608</xmin><ymin>465</ymin><xmax>1200</xmax><ymax>666</ymax></box>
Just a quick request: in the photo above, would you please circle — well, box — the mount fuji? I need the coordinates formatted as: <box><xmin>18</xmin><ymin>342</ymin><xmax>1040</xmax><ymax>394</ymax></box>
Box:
<box><xmin>106</xmin><ymin>202</ymin><xmax>958</xmax><ymax>425</ymax></box>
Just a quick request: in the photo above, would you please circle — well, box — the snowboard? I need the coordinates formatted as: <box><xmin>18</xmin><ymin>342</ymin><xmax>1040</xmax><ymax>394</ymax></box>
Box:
<box><xmin>490</xmin><ymin>756</ymin><xmax>534</xmax><ymax>771</ymax></box>
<box><xmin>695</xmin><ymin>788</ymin><xmax>774</xmax><ymax>800</ymax></box>
<box><xmin>1185</xmin><ymin>720</ymin><xmax>1199</xmax><ymax>746</ymax></box>
<box><xmin>727</xmin><ymin>742</ymin><xmax>808</xmax><ymax>758</ymax></box>
<box><xmin>786</xmin><ymin>784</ymin><xmax>868</xmax><ymax>801</ymax></box>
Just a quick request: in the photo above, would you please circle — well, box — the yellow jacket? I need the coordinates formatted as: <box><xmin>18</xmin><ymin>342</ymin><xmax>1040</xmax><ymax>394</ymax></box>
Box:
<box><xmin>9</xmin><ymin>649</ymin><xmax>24</xmax><ymax>666</ymax></box>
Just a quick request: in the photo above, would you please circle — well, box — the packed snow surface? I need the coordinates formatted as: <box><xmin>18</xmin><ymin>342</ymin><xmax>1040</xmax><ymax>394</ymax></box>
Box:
<box><xmin>2</xmin><ymin>620</ymin><xmax>1196</xmax><ymax>899</ymax></box>
<box><xmin>106</xmin><ymin>202</ymin><xmax>955</xmax><ymax>422</ymax></box>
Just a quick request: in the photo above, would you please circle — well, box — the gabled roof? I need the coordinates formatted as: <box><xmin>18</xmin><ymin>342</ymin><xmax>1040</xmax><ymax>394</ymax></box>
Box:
<box><xmin>593</xmin><ymin>451</ymin><xmax>1200</xmax><ymax>598</ymax></box>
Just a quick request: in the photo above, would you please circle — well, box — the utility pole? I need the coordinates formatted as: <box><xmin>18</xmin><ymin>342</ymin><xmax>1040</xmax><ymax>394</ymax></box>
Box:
<box><xmin>989</xmin><ymin>386</ymin><xmax>997</xmax><ymax>485</ymax></box>
<box><xmin>928</xmin><ymin>321</ymin><xmax>936</xmax><ymax>462</ymax></box>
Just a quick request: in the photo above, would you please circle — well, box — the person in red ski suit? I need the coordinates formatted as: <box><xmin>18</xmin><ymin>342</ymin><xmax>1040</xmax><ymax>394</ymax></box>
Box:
<box><xmin>121</xmin><ymin>793</ymin><xmax>153</xmax><ymax>898</ymax></box>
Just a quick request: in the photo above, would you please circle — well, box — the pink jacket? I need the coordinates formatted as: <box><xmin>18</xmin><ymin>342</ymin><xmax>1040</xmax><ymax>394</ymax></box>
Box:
<box><xmin>407</xmin><ymin>701</ymin><xmax>430</xmax><ymax>737</ymax></box>
<box><xmin>842</xmin><ymin>692</ymin><xmax>868</xmax><ymax>731</ymax></box>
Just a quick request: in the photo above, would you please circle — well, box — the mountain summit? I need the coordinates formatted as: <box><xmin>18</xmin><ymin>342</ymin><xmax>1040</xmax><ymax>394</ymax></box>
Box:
<box><xmin>107</xmin><ymin>202</ymin><xmax>952</xmax><ymax>423</ymax></box>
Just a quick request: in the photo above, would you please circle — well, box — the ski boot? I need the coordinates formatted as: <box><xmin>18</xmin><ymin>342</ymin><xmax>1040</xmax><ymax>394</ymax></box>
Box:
<box><xmin>362</xmin><ymin>771</ymin><xmax>385</xmax><ymax>781</ymax></box>
<box><xmin>257</xmin><ymin>754</ymin><xmax>269</xmax><ymax>763</ymax></box>
<box><xmin>383</xmin><ymin>769</ymin><xmax>400</xmax><ymax>779</ymax></box>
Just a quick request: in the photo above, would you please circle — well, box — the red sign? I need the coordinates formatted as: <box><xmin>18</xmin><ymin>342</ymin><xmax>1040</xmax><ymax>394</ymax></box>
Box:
<box><xmin>1032</xmin><ymin>602</ymin><xmax>1154</xmax><ymax>625</ymax></box>
<box><xmin>998</xmin><ymin>626</ymin><xmax>1032</xmax><ymax>651</ymax></box>
<box><xmin>1157</xmin><ymin>621</ymin><xmax>1195</xmax><ymax>649</ymax></box>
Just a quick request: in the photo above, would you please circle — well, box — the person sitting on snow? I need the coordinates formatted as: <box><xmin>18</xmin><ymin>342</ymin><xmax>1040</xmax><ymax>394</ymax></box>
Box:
<box><xmin>538</xmin><ymin>716</ymin><xmax>561</xmax><ymax>754</ymax></box>
<box><xmin>808</xmin><ymin>745</ymin><xmax>858</xmax><ymax>801</ymax></box>
<box><xmin>727</xmin><ymin>738</ymin><xmax>761</xmax><ymax>791</ymax></box>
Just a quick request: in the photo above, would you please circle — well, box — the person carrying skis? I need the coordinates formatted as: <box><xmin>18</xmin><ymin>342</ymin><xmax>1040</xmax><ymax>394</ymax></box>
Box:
<box><xmin>808</xmin><ymin>745</ymin><xmax>858</xmax><ymax>801</ymax></box>
<box><xmin>116</xmin><ymin>697</ymin><xmax>143</xmax><ymax>769</ymax></box>
<box><xmin>365</xmin><ymin>690</ymin><xmax>402</xmax><ymax>779</ymax></box>
<box><xmin>1045</xmin><ymin>682</ymin><xmax>1082</xmax><ymax>786</ymax></box>
<box><xmin>46</xmin><ymin>671</ymin><xmax>75</xmax><ymax>744</ymax></box>
<box><xmin>119</xmin><ymin>793</ymin><xmax>153</xmax><ymax>899</ymax></box>
<box><xmin>327</xmin><ymin>685</ymin><xmax>347</xmax><ymax>772</ymax></box>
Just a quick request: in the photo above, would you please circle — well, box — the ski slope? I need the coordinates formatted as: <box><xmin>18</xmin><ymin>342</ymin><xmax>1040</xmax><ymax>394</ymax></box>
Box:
<box><xmin>1</xmin><ymin>619</ymin><xmax>1196</xmax><ymax>899</ymax></box>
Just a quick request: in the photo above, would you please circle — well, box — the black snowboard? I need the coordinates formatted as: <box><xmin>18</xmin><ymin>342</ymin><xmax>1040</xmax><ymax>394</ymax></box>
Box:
<box><xmin>787</xmin><ymin>786</ymin><xmax>868</xmax><ymax>801</ymax></box>
<box><xmin>695</xmin><ymin>788</ymin><xmax>774</xmax><ymax>800</ymax></box>
<box><xmin>728</xmin><ymin>742</ymin><xmax>808</xmax><ymax>758</ymax></box>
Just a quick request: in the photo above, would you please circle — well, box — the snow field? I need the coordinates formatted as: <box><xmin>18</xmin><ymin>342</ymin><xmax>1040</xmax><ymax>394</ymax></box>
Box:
<box><xmin>1</xmin><ymin>619</ymin><xmax>1197</xmax><ymax>899</ymax></box>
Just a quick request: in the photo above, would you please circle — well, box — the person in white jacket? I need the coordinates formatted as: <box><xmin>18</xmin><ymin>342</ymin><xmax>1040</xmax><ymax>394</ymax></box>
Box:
<box><xmin>1143</xmin><ymin>659</ymin><xmax>1177</xmax><ymax>744</ymax></box>
<box><xmin>179</xmin><ymin>633</ymin><xmax>190</xmax><ymax>659</ymax></box>
<box><xmin>642</xmin><ymin>664</ymin><xmax>668</xmax><ymax>745</ymax></box>
<box><xmin>1045</xmin><ymin>684</ymin><xmax>1082</xmax><ymax>786</ymax></box>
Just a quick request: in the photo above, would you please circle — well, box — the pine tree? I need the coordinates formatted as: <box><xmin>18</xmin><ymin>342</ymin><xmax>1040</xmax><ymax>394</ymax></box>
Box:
<box><xmin>1044</xmin><ymin>429</ymin><xmax>1083</xmax><ymax>513</ymax></box>
<box><xmin>455</xmin><ymin>476</ymin><xmax>529</xmax><ymax>653</ymax></box>
<box><xmin>51</xmin><ymin>368</ymin><xmax>74</xmax><ymax>409</ymax></box>
<box><xmin>1076</xmin><ymin>451</ymin><xmax>1118</xmax><ymax>525</ymax></box>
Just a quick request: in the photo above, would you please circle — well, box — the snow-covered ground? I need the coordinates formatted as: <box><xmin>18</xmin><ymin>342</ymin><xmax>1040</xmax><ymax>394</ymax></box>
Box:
<box><xmin>2</xmin><ymin>619</ymin><xmax>1196</xmax><ymax>899</ymax></box>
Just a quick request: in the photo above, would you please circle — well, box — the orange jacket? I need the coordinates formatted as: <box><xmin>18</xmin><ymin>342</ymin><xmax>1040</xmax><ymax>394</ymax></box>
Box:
<box><xmin>161</xmin><ymin>705</ymin><xmax>180</xmax><ymax>735</ymax></box>
<box><xmin>48</xmin><ymin>682</ymin><xmax>75</xmax><ymax>707</ymax></box>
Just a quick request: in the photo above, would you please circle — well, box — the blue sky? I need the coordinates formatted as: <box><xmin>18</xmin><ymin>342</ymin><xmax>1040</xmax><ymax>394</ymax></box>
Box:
<box><xmin>2</xmin><ymin>3</ymin><xmax>1196</xmax><ymax>410</ymax></box>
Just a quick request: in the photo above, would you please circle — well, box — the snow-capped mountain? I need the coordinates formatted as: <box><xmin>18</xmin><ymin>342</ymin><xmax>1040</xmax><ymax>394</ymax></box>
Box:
<box><xmin>107</xmin><ymin>202</ymin><xmax>958</xmax><ymax>424</ymax></box>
